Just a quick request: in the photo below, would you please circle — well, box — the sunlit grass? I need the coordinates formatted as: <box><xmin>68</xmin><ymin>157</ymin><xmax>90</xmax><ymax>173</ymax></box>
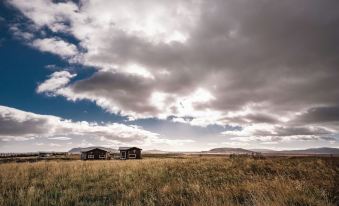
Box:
<box><xmin>0</xmin><ymin>156</ymin><xmax>338</xmax><ymax>206</ymax></box>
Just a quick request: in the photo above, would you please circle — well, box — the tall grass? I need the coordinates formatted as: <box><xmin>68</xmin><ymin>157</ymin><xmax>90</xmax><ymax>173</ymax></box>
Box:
<box><xmin>0</xmin><ymin>156</ymin><xmax>338</xmax><ymax>206</ymax></box>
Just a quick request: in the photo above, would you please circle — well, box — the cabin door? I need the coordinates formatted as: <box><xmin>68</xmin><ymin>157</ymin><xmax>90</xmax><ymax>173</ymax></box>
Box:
<box><xmin>121</xmin><ymin>151</ymin><xmax>126</xmax><ymax>159</ymax></box>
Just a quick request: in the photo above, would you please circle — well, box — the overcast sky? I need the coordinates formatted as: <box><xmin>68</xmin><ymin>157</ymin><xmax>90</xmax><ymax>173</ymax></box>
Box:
<box><xmin>0</xmin><ymin>0</ymin><xmax>339</xmax><ymax>152</ymax></box>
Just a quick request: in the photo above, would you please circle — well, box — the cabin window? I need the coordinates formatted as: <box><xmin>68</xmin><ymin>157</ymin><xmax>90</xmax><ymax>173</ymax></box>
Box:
<box><xmin>121</xmin><ymin>151</ymin><xmax>126</xmax><ymax>159</ymax></box>
<box><xmin>99</xmin><ymin>154</ymin><xmax>106</xmax><ymax>158</ymax></box>
<box><xmin>88</xmin><ymin>155</ymin><xmax>94</xmax><ymax>159</ymax></box>
<box><xmin>129</xmin><ymin>154</ymin><xmax>136</xmax><ymax>158</ymax></box>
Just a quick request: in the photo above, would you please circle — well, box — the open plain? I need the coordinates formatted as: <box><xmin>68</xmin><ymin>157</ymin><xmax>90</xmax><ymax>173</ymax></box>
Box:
<box><xmin>0</xmin><ymin>155</ymin><xmax>338</xmax><ymax>206</ymax></box>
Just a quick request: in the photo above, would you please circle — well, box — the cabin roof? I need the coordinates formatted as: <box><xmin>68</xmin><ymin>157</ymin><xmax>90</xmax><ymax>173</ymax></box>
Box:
<box><xmin>81</xmin><ymin>147</ymin><xmax>110</xmax><ymax>153</ymax></box>
<box><xmin>119</xmin><ymin>147</ymin><xmax>142</xmax><ymax>151</ymax></box>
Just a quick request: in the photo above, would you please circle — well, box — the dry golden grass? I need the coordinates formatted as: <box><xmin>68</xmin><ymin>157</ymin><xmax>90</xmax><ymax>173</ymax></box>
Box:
<box><xmin>0</xmin><ymin>156</ymin><xmax>338</xmax><ymax>206</ymax></box>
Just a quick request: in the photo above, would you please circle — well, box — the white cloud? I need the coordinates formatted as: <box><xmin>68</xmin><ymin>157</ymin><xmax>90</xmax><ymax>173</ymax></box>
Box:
<box><xmin>37</xmin><ymin>71</ymin><xmax>76</xmax><ymax>94</ymax></box>
<box><xmin>35</xmin><ymin>142</ymin><xmax>44</xmax><ymax>146</ymax></box>
<box><xmin>49</xmin><ymin>143</ymin><xmax>62</xmax><ymax>147</ymax></box>
<box><xmin>0</xmin><ymin>105</ymin><xmax>194</xmax><ymax>149</ymax></box>
<box><xmin>48</xmin><ymin>136</ymin><xmax>72</xmax><ymax>141</ymax></box>
<box><xmin>9</xmin><ymin>25</ymin><xmax>34</xmax><ymax>40</ymax></box>
<box><xmin>73</xmin><ymin>0</ymin><xmax>198</xmax><ymax>44</ymax></box>
<box><xmin>32</xmin><ymin>38</ymin><xmax>78</xmax><ymax>57</ymax></box>
<box><xmin>9</xmin><ymin>0</ymin><xmax>78</xmax><ymax>29</ymax></box>
<box><xmin>124</xmin><ymin>63</ymin><xmax>155</xmax><ymax>79</ymax></box>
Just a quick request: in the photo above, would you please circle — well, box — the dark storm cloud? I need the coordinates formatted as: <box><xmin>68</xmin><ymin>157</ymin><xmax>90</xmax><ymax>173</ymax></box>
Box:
<box><xmin>239</xmin><ymin>113</ymin><xmax>280</xmax><ymax>124</ymax></box>
<box><xmin>226</xmin><ymin>123</ymin><xmax>336</xmax><ymax>140</ymax></box>
<box><xmin>194</xmin><ymin>0</ymin><xmax>339</xmax><ymax>112</ymax></box>
<box><xmin>0</xmin><ymin>112</ymin><xmax>49</xmax><ymax>136</ymax></box>
<box><xmin>272</xmin><ymin>126</ymin><xmax>332</xmax><ymax>137</ymax></box>
<box><xmin>71</xmin><ymin>71</ymin><xmax>158</xmax><ymax>115</ymax></box>
<box><xmin>295</xmin><ymin>106</ymin><xmax>339</xmax><ymax>124</ymax></box>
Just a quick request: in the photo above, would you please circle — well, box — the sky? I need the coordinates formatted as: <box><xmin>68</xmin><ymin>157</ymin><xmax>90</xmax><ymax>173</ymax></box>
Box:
<box><xmin>0</xmin><ymin>0</ymin><xmax>339</xmax><ymax>152</ymax></box>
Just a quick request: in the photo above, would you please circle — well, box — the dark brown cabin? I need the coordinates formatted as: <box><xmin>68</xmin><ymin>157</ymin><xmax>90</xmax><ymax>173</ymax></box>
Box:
<box><xmin>119</xmin><ymin>147</ymin><xmax>142</xmax><ymax>159</ymax></box>
<box><xmin>81</xmin><ymin>148</ymin><xmax>110</xmax><ymax>160</ymax></box>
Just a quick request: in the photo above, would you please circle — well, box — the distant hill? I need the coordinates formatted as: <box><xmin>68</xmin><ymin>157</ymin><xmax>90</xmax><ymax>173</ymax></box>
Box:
<box><xmin>68</xmin><ymin>147</ymin><xmax>118</xmax><ymax>154</ymax></box>
<box><xmin>202</xmin><ymin>147</ymin><xmax>339</xmax><ymax>155</ymax></box>
<box><xmin>250</xmin><ymin>149</ymin><xmax>276</xmax><ymax>153</ymax></box>
<box><xmin>206</xmin><ymin>147</ymin><xmax>254</xmax><ymax>154</ymax></box>
<box><xmin>279</xmin><ymin>147</ymin><xmax>339</xmax><ymax>154</ymax></box>
<box><xmin>144</xmin><ymin>149</ymin><xmax>171</xmax><ymax>154</ymax></box>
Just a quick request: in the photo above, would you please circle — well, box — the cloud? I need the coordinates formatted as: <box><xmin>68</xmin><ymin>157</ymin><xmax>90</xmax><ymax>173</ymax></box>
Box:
<box><xmin>37</xmin><ymin>70</ymin><xmax>217</xmax><ymax>122</ymax></box>
<box><xmin>31</xmin><ymin>38</ymin><xmax>78</xmax><ymax>57</ymax></box>
<box><xmin>7</xmin><ymin>0</ymin><xmax>339</xmax><ymax>144</ymax></box>
<box><xmin>9</xmin><ymin>24</ymin><xmax>34</xmax><ymax>40</ymax></box>
<box><xmin>0</xmin><ymin>105</ymin><xmax>55</xmax><ymax>137</ymax></box>
<box><xmin>8</xmin><ymin>0</ymin><xmax>78</xmax><ymax>30</ymax></box>
<box><xmin>49</xmin><ymin>143</ymin><xmax>62</xmax><ymax>147</ymax></box>
<box><xmin>48</xmin><ymin>137</ymin><xmax>72</xmax><ymax>141</ymax></box>
<box><xmin>294</xmin><ymin>106</ymin><xmax>339</xmax><ymax>124</ymax></box>
<box><xmin>37</xmin><ymin>71</ymin><xmax>76</xmax><ymax>94</ymax></box>
<box><xmin>222</xmin><ymin>123</ymin><xmax>336</xmax><ymax>143</ymax></box>
<box><xmin>0</xmin><ymin>105</ymin><xmax>194</xmax><ymax>148</ymax></box>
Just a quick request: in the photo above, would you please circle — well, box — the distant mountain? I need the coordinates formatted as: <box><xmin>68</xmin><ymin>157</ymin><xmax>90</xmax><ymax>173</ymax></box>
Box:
<box><xmin>280</xmin><ymin>147</ymin><xmax>339</xmax><ymax>154</ymax></box>
<box><xmin>206</xmin><ymin>147</ymin><xmax>254</xmax><ymax>154</ymax></box>
<box><xmin>144</xmin><ymin>149</ymin><xmax>171</xmax><ymax>154</ymax></box>
<box><xmin>68</xmin><ymin>148</ymin><xmax>82</xmax><ymax>154</ymax></box>
<box><xmin>250</xmin><ymin>149</ymin><xmax>277</xmax><ymax>153</ymax></box>
<box><xmin>203</xmin><ymin>147</ymin><xmax>339</xmax><ymax>155</ymax></box>
<box><xmin>68</xmin><ymin>147</ymin><xmax>118</xmax><ymax>154</ymax></box>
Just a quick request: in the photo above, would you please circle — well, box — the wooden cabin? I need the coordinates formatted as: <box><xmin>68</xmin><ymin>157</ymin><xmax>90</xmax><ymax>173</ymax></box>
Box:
<box><xmin>81</xmin><ymin>148</ymin><xmax>110</xmax><ymax>160</ymax></box>
<box><xmin>119</xmin><ymin>147</ymin><xmax>142</xmax><ymax>159</ymax></box>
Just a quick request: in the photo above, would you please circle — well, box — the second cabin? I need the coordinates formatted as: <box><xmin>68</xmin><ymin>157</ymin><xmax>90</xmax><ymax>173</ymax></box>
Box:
<box><xmin>119</xmin><ymin>147</ymin><xmax>142</xmax><ymax>159</ymax></box>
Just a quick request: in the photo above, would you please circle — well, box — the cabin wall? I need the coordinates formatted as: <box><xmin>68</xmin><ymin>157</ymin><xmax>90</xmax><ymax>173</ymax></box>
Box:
<box><xmin>135</xmin><ymin>150</ymin><xmax>141</xmax><ymax>159</ymax></box>
<box><xmin>120</xmin><ymin>149</ymin><xmax>142</xmax><ymax>159</ymax></box>
<box><xmin>119</xmin><ymin>151</ymin><xmax>127</xmax><ymax>159</ymax></box>
<box><xmin>81</xmin><ymin>149</ymin><xmax>109</xmax><ymax>160</ymax></box>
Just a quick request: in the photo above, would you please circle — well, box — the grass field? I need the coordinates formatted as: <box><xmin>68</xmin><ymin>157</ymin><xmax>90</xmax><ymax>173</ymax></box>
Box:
<box><xmin>0</xmin><ymin>156</ymin><xmax>338</xmax><ymax>206</ymax></box>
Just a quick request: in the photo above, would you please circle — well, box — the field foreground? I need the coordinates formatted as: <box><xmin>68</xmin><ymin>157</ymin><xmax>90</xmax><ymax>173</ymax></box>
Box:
<box><xmin>0</xmin><ymin>156</ymin><xmax>338</xmax><ymax>206</ymax></box>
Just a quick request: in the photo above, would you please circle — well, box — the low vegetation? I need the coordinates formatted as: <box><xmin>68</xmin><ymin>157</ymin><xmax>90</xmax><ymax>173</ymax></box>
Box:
<box><xmin>0</xmin><ymin>156</ymin><xmax>338</xmax><ymax>206</ymax></box>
